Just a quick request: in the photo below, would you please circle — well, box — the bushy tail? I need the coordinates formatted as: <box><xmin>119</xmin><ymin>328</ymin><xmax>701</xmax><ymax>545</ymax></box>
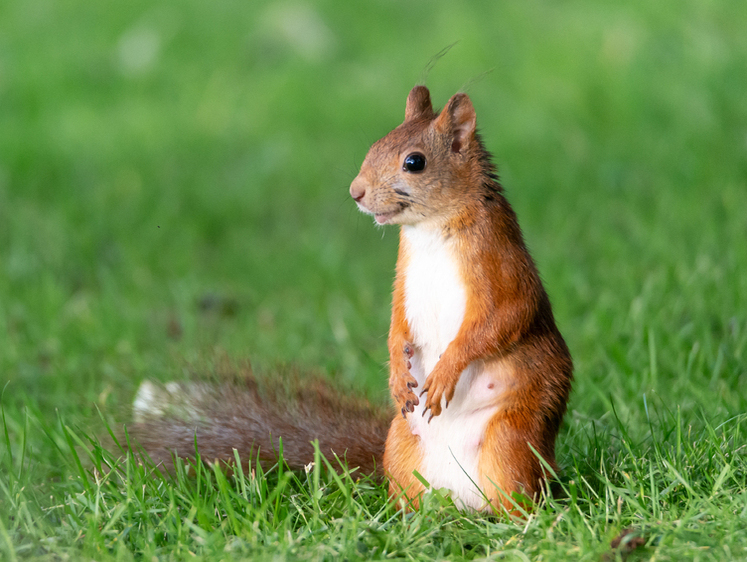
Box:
<box><xmin>129</xmin><ymin>369</ymin><xmax>391</xmax><ymax>476</ymax></box>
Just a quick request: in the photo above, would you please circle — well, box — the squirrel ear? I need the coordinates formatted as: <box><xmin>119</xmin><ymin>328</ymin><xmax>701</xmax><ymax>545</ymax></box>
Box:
<box><xmin>405</xmin><ymin>86</ymin><xmax>434</xmax><ymax>122</ymax></box>
<box><xmin>434</xmin><ymin>93</ymin><xmax>476</xmax><ymax>153</ymax></box>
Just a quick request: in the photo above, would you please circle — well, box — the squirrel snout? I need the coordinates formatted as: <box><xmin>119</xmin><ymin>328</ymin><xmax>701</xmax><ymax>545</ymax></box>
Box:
<box><xmin>349</xmin><ymin>177</ymin><xmax>366</xmax><ymax>203</ymax></box>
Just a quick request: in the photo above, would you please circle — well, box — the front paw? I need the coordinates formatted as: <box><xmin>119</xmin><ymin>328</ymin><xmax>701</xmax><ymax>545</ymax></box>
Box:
<box><xmin>389</xmin><ymin>366</ymin><xmax>419</xmax><ymax>419</ymax></box>
<box><xmin>419</xmin><ymin>370</ymin><xmax>458</xmax><ymax>420</ymax></box>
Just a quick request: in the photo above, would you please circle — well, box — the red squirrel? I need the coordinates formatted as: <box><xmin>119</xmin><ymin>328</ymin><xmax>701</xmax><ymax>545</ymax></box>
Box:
<box><xmin>131</xmin><ymin>86</ymin><xmax>572</xmax><ymax>513</ymax></box>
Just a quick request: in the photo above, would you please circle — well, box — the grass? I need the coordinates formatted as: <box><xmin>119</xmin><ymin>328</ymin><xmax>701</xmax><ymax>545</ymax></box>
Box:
<box><xmin>1</xmin><ymin>0</ymin><xmax>746</xmax><ymax>559</ymax></box>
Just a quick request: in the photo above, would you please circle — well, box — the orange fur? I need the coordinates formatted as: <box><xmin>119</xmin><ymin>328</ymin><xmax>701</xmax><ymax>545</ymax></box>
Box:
<box><xmin>387</xmin><ymin>233</ymin><xmax>418</xmax><ymax>415</ymax></box>
<box><xmin>382</xmin><ymin>416</ymin><xmax>425</xmax><ymax>509</ymax></box>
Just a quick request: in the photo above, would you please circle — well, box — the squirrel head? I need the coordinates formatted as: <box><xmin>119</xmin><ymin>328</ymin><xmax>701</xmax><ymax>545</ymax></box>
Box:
<box><xmin>350</xmin><ymin>86</ymin><xmax>492</xmax><ymax>227</ymax></box>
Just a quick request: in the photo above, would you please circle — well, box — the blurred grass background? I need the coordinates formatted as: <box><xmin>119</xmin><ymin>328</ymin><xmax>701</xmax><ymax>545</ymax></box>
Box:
<box><xmin>1</xmin><ymin>0</ymin><xmax>746</xmax><ymax>557</ymax></box>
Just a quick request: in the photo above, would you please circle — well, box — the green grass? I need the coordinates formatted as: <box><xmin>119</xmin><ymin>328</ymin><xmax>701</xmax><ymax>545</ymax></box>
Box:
<box><xmin>1</xmin><ymin>0</ymin><xmax>746</xmax><ymax>559</ymax></box>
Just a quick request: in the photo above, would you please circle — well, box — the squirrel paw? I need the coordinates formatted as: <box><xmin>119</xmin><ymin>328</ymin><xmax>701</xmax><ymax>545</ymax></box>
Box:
<box><xmin>390</xmin><ymin>344</ymin><xmax>419</xmax><ymax>418</ymax></box>
<box><xmin>419</xmin><ymin>371</ymin><xmax>457</xmax><ymax>420</ymax></box>
<box><xmin>390</xmin><ymin>372</ymin><xmax>419</xmax><ymax>418</ymax></box>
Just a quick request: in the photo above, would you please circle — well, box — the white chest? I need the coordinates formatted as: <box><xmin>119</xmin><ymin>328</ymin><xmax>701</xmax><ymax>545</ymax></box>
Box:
<box><xmin>402</xmin><ymin>225</ymin><xmax>466</xmax><ymax>374</ymax></box>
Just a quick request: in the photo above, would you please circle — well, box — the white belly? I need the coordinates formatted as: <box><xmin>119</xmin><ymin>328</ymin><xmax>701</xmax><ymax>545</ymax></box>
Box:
<box><xmin>402</xmin><ymin>225</ymin><xmax>504</xmax><ymax>510</ymax></box>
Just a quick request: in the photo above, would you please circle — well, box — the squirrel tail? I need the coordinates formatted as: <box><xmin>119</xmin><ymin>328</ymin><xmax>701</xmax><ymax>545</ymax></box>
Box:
<box><xmin>128</xmin><ymin>369</ymin><xmax>391</xmax><ymax>477</ymax></box>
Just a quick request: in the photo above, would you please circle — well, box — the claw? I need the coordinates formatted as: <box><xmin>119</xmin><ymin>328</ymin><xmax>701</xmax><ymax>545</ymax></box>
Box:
<box><xmin>407</xmin><ymin>361</ymin><xmax>412</xmax><ymax>369</ymax></box>
<box><xmin>427</xmin><ymin>412</ymin><xmax>433</xmax><ymax>424</ymax></box>
<box><xmin>401</xmin><ymin>407</ymin><xmax>407</xmax><ymax>419</ymax></box>
<box><xmin>422</xmin><ymin>408</ymin><xmax>427</xmax><ymax>417</ymax></box>
<box><xmin>445</xmin><ymin>399</ymin><xmax>449</xmax><ymax>409</ymax></box>
<box><xmin>419</xmin><ymin>389</ymin><xmax>426</xmax><ymax>398</ymax></box>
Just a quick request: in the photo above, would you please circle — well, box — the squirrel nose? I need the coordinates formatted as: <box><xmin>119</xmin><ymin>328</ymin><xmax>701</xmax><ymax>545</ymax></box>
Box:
<box><xmin>350</xmin><ymin>177</ymin><xmax>366</xmax><ymax>202</ymax></box>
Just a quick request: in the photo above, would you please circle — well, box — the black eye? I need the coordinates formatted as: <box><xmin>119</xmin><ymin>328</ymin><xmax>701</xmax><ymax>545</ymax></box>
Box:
<box><xmin>403</xmin><ymin>152</ymin><xmax>426</xmax><ymax>173</ymax></box>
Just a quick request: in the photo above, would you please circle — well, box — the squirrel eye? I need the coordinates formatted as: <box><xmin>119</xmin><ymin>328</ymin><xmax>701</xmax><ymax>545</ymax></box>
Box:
<box><xmin>403</xmin><ymin>152</ymin><xmax>426</xmax><ymax>173</ymax></box>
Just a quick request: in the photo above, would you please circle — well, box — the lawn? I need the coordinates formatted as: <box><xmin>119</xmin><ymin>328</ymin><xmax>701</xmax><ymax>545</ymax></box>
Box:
<box><xmin>1</xmin><ymin>0</ymin><xmax>746</xmax><ymax>559</ymax></box>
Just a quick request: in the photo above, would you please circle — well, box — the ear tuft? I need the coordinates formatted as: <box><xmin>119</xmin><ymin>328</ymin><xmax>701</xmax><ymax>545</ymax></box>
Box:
<box><xmin>434</xmin><ymin>92</ymin><xmax>476</xmax><ymax>153</ymax></box>
<box><xmin>405</xmin><ymin>86</ymin><xmax>434</xmax><ymax>122</ymax></box>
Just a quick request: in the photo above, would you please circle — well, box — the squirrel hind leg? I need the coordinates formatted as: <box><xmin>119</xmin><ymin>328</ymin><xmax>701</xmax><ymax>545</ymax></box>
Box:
<box><xmin>383</xmin><ymin>415</ymin><xmax>425</xmax><ymax>510</ymax></box>
<box><xmin>477</xmin><ymin>410</ymin><xmax>558</xmax><ymax>515</ymax></box>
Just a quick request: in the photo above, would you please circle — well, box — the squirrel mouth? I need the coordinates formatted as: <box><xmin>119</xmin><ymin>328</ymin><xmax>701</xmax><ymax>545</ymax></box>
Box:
<box><xmin>374</xmin><ymin>211</ymin><xmax>400</xmax><ymax>225</ymax></box>
<box><xmin>355</xmin><ymin>202</ymin><xmax>400</xmax><ymax>224</ymax></box>
<box><xmin>373</xmin><ymin>203</ymin><xmax>409</xmax><ymax>225</ymax></box>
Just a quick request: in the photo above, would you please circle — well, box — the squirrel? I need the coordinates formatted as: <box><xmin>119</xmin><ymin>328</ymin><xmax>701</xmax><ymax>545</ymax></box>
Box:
<box><xmin>130</xmin><ymin>86</ymin><xmax>573</xmax><ymax>513</ymax></box>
